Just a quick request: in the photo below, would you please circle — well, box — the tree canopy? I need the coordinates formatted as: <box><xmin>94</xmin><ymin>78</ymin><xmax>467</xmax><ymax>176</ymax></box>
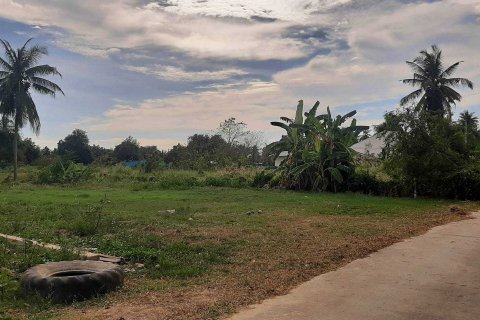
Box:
<box><xmin>58</xmin><ymin>129</ymin><xmax>93</xmax><ymax>164</ymax></box>
<box><xmin>114</xmin><ymin>136</ymin><xmax>141</xmax><ymax>162</ymax></box>
<box><xmin>0</xmin><ymin>38</ymin><xmax>63</xmax><ymax>179</ymax></box>
<box><xmin>400</xmin><ymin>45</ymin><xmax>473</xmax><ymax>117</ymax></box>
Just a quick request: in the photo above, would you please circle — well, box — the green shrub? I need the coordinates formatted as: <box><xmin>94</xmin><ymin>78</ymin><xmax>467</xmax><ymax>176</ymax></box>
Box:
<box><xmin>37</xmin><ymin>161</ymin><xmax>92</xmax><ymax>184</ymax></box>
<box><xmin>204</xmin><ymin>176</ymin><xmax>249</xmax><ymax>188</ymax></box>
<box><xmin>346</xmin><ymin>172</ymin><xmax>407</xmax><ymax>197</ymax></box>
<box><xmin>252</xmin><ymin>170</ymin><xmax>275</xmax><ymax>187</ymax></box>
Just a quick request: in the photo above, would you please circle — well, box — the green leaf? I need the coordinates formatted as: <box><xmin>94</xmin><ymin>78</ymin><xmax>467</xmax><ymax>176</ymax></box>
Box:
<box><xmin>341</xmin><ymin>110</ymin><xmax>357</xmax><ymax>121</ymax></box>
<box><xmin>294</xmin><ymin>100</ymin><xmax>304</xmax><ymax>124</ymax></box>
<box><xmin>271</xmin><ymin>121</ymin><xmax>290</xmax><ymax>131</ymax></box>
<box><xmin>291</xmin><ymin>163</ymin><xmax>312</xmax><ymax>176</ymax></box>
<box><xmin>326</xmin><ymin>167</ymin><xmax>343</xmax><ymax>183</ymax></box>
<box><xmin>305</xmin><ymin>101</ymin><xmax>320</xmax><ymax>117</ymax></box>
<box><xmin>314</xmin><ymin>137</ymin><xmax>321</xmax><ymax>153</ymax></box>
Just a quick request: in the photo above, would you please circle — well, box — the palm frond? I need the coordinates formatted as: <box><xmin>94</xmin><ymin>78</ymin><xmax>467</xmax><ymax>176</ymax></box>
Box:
<box><xmin>439</xmin><ymin>85</ymin><xmax>462</xmax><ymax>102</ymax></box>
<box><xmin>23</xmin><ymin>44</ymin><xmax>48</xmax><ymax>68</ymax></box>
<box><xmin>406</xmin><ymin>61</ymin><xmax>427</xmax><ymax>76</ymax></box>
<box><xmin>0</xmin><ymin>39</ymin><xmax>16</xmax><ymax>65</ymax></box>
<box><xmin>400</xmin><ymin>89</ymin><xmax>423</xmax><ymax>106</ymax></box>
<box><xmin>31</xmin><ymin>77</ymin><xmax>65</xmax><ymax>95</ymax></box>
<box><xmin>441</xmin><ymin>77</ymin><xmax>473</xmax><ymax>89</ymax></box>
<box><xmin>32</xmin><ymin>83</ymin><xmax>56</xmax><ymax>96</ymax></box>
<box><xmin>26</xmin><ymin>64</ymin><xmax>62</xmax><ymax>77</ymax></box>
<box><xmin>432</xmin><ymin>45</ymin><xmax>443</xmax><ymax>74</ymax></box>
<box><xmin>402</xmin><ymin>78</ymin><xmax>423</xmax><ymax>86</ymax></box>
<box><xmin>24</xmin><ymin>92</ymin><xmax>41</xmax><ymax>135</ymax></box>
<box><xmin>0</xmin><ymin>56</ymin><xmax>12</xmax><ymax>71</ymax></box>
<box><xmin>440</xmin><ymin>61</ymin><xmax>462</xmax><ymax>78</ymax></box>
<box><xmin>413</xmin><ymin>73</ymin><xmax>426</xmax><ymax>80</ymax></box>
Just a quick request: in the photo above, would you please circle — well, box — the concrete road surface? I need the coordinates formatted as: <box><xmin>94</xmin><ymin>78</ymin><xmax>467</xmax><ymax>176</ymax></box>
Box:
<box><xmin>228</xmin><ymin>213</ymin><xmax>480</xmax><ymax>320</ymax></box>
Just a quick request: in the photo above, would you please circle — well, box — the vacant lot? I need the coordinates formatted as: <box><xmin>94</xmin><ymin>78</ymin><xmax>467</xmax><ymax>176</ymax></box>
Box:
<box><xmin>0</xmin><ymin>185</ymin><xmax>477</xmax><ymax>320</ymax></box>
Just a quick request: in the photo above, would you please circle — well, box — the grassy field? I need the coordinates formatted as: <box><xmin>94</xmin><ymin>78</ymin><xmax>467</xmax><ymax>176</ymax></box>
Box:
<box><xmin>0</xmin><ymin>182</ymin><xmax>478</xmax><ymax>320</ymax></box>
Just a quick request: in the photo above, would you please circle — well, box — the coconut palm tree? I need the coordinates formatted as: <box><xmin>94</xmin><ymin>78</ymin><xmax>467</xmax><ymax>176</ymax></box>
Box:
<box><xmin>0</xmin><ymin>38</ymin><xmax>64</xmax><ymax>180</ymax></box>
<box><xmin>400</xmin><ymin>45</ymin><xmax>473</xmax><ymax>118</ymax></box>
<box><xmin>458</xmin><ymin>110</ymin><xmax>478</xmax><ymax>131</ymax></box>
<box><xmin>458</xmin><ymin>110</ymin><xmax>479</xmax><ymax>144</ymax></box>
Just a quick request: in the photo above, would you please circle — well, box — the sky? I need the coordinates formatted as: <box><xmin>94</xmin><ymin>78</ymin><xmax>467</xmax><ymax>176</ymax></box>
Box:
<box><xmin>0</xmin><ymin>0</ymin><xmax>479</xmax><ymax>150</ymax></box>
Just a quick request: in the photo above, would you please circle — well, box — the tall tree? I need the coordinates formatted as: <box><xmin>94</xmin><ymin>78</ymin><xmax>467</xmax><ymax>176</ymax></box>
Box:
<box><xmin>58</xmin><ymin>129</ymin><xmax>93</xmax><ymax>164</ymax></box>
<box><xmin>114</xmin><ymin>136</ymin><xmax>141</xmax><ymax>162</ymax></box>
<box><xmin>400</xmin><ymin>45</ymin><xmax>473</xmax><ymax>117</ymax></box>
<box><xmin>0</xmin><ymin>39</ymin><xmax>64</xmax><ymax>180</ymax></box>
<box><xmin>458</xmin><ymin>110</ymin><xmax>478</xmax><ymax>132</ymax></box>
<box><xmin>217</xmin><ymin>118</ymin><xmax>249</xmax><ymax>146</ymax></box>
<box><xmin>458</xmin><ymin>110</ymin><xmax>479</xmax><ymax>145</ymax></box>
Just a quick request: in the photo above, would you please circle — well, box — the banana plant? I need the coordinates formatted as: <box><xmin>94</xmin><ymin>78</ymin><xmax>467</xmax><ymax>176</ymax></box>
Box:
<box><xmin>270</xmin><ymin>100</ymin><xmax>368</xmax><ymax>191</ymax></box>
<box><xmin>269</xmin><ymin>100</ymin><xmax>305</xmax><ymax>168</ymax></box>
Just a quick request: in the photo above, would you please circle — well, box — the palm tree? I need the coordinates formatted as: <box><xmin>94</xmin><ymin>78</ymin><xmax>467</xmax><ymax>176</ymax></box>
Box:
<box><xmin>0</xmin><ymin>38</ymin><xmax>64</xmax><ymax>180</ymax></box>
<box><xmin>401</xmin><ymin>45</ymin><xmax>473</xmax><ymax>117</ymax></box>
<box><xmin>458</xmin><ymin>110</ymin><xmax>478</xmax><ymax>131</ymax></box>
<box><xmin>458</xmin><ymin>110</ymin><xmax>479</xmax><ymax>144</ymax></box>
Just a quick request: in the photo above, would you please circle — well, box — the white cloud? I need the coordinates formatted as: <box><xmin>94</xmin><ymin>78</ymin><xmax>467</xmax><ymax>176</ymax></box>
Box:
<box><xmin>9</xmin><ymin>0</ymin><xmax>480</xmax><ymax>149</ymax></box>
<box><xmin>0</xmin><ymin>0</ymin><xmax>314</xmax><ymax>60</ymax></box>
<box><xmin>71</xmin><ymin>0</ymin><xmax>480</xmax><ymax>149</ymax></box>
<box><xmin>273</xmin><ymin>54</ymin><xmax>406</xmax><ymax>107</ymax></box>
<box><xmin>85</xmin><ymin>81</ymin><xmax>287</xmax><ymax>130</ymax></box>
<box><xmin>274</xmin><ymin>0</ymin><xmax>480</xmax><ymax>109</ymax></box>
<box><xmin>162</xmin><ymin>0</ymin><xmax>352</xmax><ymax>22</ymax></box>
<box><xmin>76</xmin><ymin>80</ymin><xmax>299</xmax><ymax>147</ymax></box>
<box><xmin>122</xmin><ymin>65</ymin><xmax>247</xmax><ymax>81</ymax></box>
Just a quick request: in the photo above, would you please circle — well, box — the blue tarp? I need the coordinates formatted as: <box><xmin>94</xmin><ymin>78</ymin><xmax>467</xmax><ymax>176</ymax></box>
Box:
<box><xmin>123</xmin><ymin>160</ymin><xmax>146</xmax><ymax>168</ymax></box>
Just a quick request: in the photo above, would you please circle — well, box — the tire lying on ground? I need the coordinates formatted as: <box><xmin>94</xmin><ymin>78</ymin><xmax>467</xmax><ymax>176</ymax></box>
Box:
<box><xmin>21</xmin><ymin>260</ymin><xmax>124</xmax><ymax>303</ymax></box>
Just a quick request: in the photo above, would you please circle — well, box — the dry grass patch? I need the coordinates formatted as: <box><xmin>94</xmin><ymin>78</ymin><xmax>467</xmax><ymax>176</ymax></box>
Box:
<box><xmin>61</xmin><ymin>209</ymin><xmax>469</xmax><ymax>320</ymax></box>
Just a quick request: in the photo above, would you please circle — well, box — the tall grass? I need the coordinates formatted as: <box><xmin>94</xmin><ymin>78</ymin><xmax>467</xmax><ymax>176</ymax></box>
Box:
<box><xmin>0</xmin><ymin>164</ymin><xmax>263</xmax><ymax>189</ymax></box>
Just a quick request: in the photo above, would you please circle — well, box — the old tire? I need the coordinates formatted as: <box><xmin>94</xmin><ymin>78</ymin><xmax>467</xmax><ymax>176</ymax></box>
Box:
<box><xmin>21</xmin><ymin>260</ymin><xmax>124</xmax><ymax>303</ymax></box>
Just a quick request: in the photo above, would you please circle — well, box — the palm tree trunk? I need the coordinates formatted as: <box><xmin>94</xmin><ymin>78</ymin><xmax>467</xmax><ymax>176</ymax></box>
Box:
<box><xmin>413</xmin><ymin>178</ymin><xmax>417</xmax><ymax>199</ymax></box>
<box><xmin>13</xmin><ymin>122</ymin><xmax>18</xmax><ymax>181</ymax></box>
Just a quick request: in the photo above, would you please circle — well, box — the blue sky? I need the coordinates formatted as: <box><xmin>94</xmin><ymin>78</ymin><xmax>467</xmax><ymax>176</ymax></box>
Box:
<box><xmin>0</xmin><ymin>0</ymin><xmax>479</xmax><ymax>150</ymax></box>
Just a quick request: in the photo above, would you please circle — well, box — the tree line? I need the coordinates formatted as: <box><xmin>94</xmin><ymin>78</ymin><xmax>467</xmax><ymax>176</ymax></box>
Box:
<box><xmin>268</xmin><ymin>45</ymin><xmax>479</xmax><ymax>199</ymax></box>
<box><xmin>0</xmin><ymin>120</ymin><xmax>266</xmax><ymax>171</ymax></box>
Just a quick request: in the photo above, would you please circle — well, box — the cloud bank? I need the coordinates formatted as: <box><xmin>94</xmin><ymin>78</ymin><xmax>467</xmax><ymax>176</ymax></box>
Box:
<box><xmin>1</xmin><ymin>0</ymin><xmax>479</xmax><ymax>149</ymax></box>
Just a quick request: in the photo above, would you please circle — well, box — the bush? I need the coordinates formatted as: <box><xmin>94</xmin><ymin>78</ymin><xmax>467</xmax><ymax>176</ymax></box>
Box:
<box><xmin>204</xmin><ymin>176</ymin><xmax>248</xmax><ymax>188</ymax></box>
<box><xmin>37</xmin><ymin>161</ymin><xmax>93</xmax><ymax>184</ymax></box>
<box><xmin>346</xmin><ymin>172</ymin><xmax>408</xmax><ymax>197</ymax></box>
<box><xmin>252</xmin><ymin>170</ymin><xmax>275</xmax><ymax>187</ymax></box>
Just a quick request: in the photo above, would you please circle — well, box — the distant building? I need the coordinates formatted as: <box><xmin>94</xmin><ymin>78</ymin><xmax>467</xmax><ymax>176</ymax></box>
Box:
<box><xmin>275</xmin><ymin>151</ymin><xmax>288</xmax><ymax>167</ymax></box>
<box><xmin>351</xmin><ymin>134</ymin><xmax>386</xmax><ymax>157</ymax></box>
